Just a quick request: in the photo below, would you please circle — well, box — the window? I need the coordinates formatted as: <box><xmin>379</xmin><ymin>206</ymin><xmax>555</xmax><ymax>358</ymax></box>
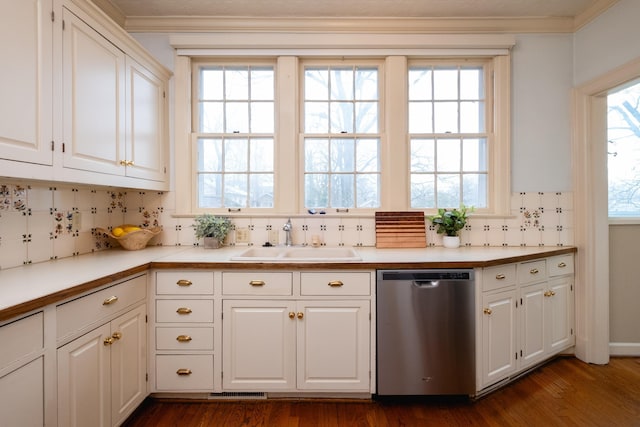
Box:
<box><xmin>181</xmin><ymin>39</ymin><xmax>511</xmax><ymax>216</ymax></box>
<box><xmin>194</xmin><ymin>63</ymin><xmax>275</xmax><ymax>209</ymax></box>
<box><xmin>302</xmin><ymin>63</ymin><xmax>381</xmax><ymax>209</ymax></box>
<box><xmin>608</xmin><ymin>78</ymin><xmax>640</xmax><ymax>217</ymax></box>
<box><xmin>408</xmin><ymin>62</ymin><xmax>490</xmax><ymax>209</ymax></box>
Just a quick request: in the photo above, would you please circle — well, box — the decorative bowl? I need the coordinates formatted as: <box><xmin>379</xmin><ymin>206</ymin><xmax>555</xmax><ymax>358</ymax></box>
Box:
<box><xmin>96</xmin><ymin>225</ymin><xmax>162</xmax><ymax>250</ymax></box>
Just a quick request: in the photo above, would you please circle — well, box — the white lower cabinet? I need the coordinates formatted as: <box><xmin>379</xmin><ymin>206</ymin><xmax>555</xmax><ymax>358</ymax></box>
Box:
<box><xmin>481</xmin><ymin>289</ymin><xmax>517</xmax><ymax>386</ymax></box>
<box><xmin>57</xmin><ymin>304</ymin><xmax>146</xmax><ymax>427</ymax></box>
<box><xmin>479</xmin><ymin>254</ymin><xmax>575</xmax><ymax>392</ymax></box>
<box><xmin>0</xmin><ymin>312</ymin><xmax>45</xmax><ymax>427</ymax></box>
<box><xmin>222</xmin><ymin>299</ymin><xmax>370</xmax><ymax>392</ymax></box>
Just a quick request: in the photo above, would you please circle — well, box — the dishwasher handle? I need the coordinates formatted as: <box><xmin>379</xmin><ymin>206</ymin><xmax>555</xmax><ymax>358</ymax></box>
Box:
<box><xmin>413</xmin><ymin>280</ymin><xmax>440</xmax><ymax>288</ymax></box>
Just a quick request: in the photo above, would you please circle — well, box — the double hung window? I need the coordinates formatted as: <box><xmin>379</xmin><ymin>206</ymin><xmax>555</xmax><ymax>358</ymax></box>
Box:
<box><xmin>302</xmin><ymin>63</ymin><xmax>381</xmax><ymax>209</ymax></box>
<box><xmin>194</xmin><ymin>63</ymin><xmax>275</xmax><ymax>209</ymax></box>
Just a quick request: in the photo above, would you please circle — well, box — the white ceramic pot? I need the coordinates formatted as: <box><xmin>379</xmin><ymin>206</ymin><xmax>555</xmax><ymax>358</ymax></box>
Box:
<box><xmin>442</xmin><ymin>235</ymin><xmax>461</xmax><ymax>249</ymax></box>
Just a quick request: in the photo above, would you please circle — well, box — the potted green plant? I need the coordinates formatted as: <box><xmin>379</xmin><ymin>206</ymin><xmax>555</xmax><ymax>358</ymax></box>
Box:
<box><xmin>427</xmin><ymin>205</ymin><xmax>473</xmax><ymax>248</ymax></box>
<box><xmin>193</xmin><ymin>214</ymin><xmax>232</xmax><ymax>248</ymax></box>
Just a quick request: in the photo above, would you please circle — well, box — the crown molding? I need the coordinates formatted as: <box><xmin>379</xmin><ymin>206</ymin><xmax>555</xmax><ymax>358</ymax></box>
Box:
<box><xmin>123</xmin><ymin>16</ymin><xmax>579</xmax><ymax>34</ymax></box>
<box><xmin>573</xmin><ymin>0</ymin><xmax>619</xmax><ymax>31</ymax></box>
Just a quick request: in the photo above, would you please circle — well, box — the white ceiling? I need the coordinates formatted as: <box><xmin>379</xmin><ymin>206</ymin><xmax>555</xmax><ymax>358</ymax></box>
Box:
<box><xmin>106</xmin><ymin>0</ymin><xmax>605</xmax><ymax>18</ymax></box>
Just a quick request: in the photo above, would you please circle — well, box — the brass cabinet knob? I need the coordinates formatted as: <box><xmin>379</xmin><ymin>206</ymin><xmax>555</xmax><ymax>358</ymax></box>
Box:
<box><xmin>176</xmin><ymin>307</ymin><xmax>192</xmax><ymax>315</ymax></box>
<box><xmin>176</xmin><ymin>369</ymin><xmax>192</xmax><ymax>376</ymax></box>
<box><xmin>495</xmin><ymin>274</ymin><xmax>506</xmax><ymax>280</ymax></box>
<box><xmin>103</xmin><ymin>337</ymin><xmax>115</xmax><ymax>346</ymax></box>
<box><xmin>176</xmin><ymin>279</ymin><xmax>192</xmax><ymax>287</ymax></box>
<box><xmin>119</xmin><ymin>160</ymin><xmax>127</xmax><ymax>166</ymax></box>
<box><xmin>544</xmin><ymin>290</ymin><xmax>553</xmax><ymax>297</ymax></box>
<box><xmin>249</xmin><ymin>280</ymin><xmax>266</xmax><ymax>287</ymax></box>
<box><xmin>483</xmin><ymin>308</ymin><xmax>492</xmax><ymax>315</ymax></box>
<box><xmin>102</xmin><ymin>296</ymin><xmax>118</xmax><ymax>305</ymax></box>
<box><xmin>112</xmin><ymin>332</ymin><xmax>122</xmax><ymax>340</ymax></box>
<box><xmin>176</xmin><ymin>335</ymin><xmax>192</xmax><ymax>342</ymax></box>
<box><xmin>289</xmin><ymin>312</ymin><xmax>296</xmax><ymax>319</ymax></box>
<box><xmin>328</xmin><ymin>280</ymin><xmax>344</xmax><ymax>287</ymax></box>
<box><xmin>297</xmin><ymin>312</ymin><xmax>304</xmax><ymax>319</ymax></box>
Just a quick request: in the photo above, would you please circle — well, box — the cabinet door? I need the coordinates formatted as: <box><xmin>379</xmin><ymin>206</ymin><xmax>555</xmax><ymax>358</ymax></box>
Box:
<box><xmin>58</xmin><ymin>323</ymin><xmax>111</xmax><ymax>427</ymax></box>
<box><xmin>110</xmin><ymin>305</ymin><xmax>147</xmax><ymax>427</ymax></box>
<box><xmin>296</xmin><ymin>301</ymin><xmax>370</xmax><ymax>391</ymax></box>
<box><xmin>62</xmin><ymin>8</ymin><xmax>126</xmax><ymax>176</ymax></box>
<box><xmin>519</xmin><ymin>282</ymin><xmax>546</xmax><ymax>369</ymax></box>
<box><xmin>125</xmin><ymin>57</ymin><xmax>166</xmax><ymax>182</ymax></box>
<box><xmin>0</xmin><ymin>0</ymin><xmax>53</xmax><ymax>165</ymax></box>
<box><xmin>222</xmin><ymin>300</ymin><xmax>296</xmax><ymax>390</ymax></box>
<box><xmin>546</xmin><ymin>277</ymin><xmax>574</xmax><ymax>354</ymax></box>
<box><xmin>481</xmin><ymin>289</ymin><xmax>517</xmax><ymax>388</ymax></box>
<box><xmin>0</xmin><ymin>357</ymin><xmax>44</xmax><ymax>427</ymax></box>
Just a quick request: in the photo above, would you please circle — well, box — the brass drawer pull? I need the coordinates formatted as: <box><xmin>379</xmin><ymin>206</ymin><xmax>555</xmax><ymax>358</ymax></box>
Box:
<box><xmin>103</xmin><ymin>296</ymin><xmax>118</xmax><ymax>305</ymax></box>
<box><xmin>176</xmin><ymin>335</ymin><xmax>192</xmax><ymax>342</ymax></box>
<box><xmin>558</xmin><ymin>262</ymin><xmax>567</xmax><ymax>268</ymax></box>
<box><xmin>176</xmin><ymin>369</ymin><xmax>192</xmax><ymax>376</ymax></box>
<box><xmin>483</xmin><ymin>308</ymin><xmax>492</xmax><ymax>315</ymax></box>
<box><xmin>176</xmin><ymin>279</ymin><xmax>192</xmax><ymax>287</ymax></box>
<box><xmin>530</xmin><ymin>268</ymin><xmax>539</xmax><ymax>274</ymax></box>
<box><xmin>495</xmin><ymin>274</ymin><xmax>506</xmax><ymax>280</ymax></box>
<box><xmin>544</xmin><ymin>290</ymin><xmax>553</xmax><ymax>297</ymax></box>
<box><xmin>249</xmin><ymin>280</ymin><xmax>266</xmax><ymax>287</ymax></box>
<box><xmin>328</xmin><ymin>280</ymin><xmax>344</xmax><ymax>287</ymax></box>
<box><xmin>176</xmin><ymin>307</ymin><xmax>193</xmax><ymax>315</ymax></box>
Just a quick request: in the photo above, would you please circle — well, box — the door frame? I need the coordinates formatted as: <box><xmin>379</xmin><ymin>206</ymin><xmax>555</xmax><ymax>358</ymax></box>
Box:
<box><xmin>572</xmin><ymin>56</ymin><xmax>640</xmax><ymax>364</ymax></box>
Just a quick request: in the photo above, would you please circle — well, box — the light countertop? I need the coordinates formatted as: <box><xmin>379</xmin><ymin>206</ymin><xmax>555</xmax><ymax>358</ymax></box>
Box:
<box><xmin>0</xmin><ymin>245</ymin><xmax>575</xmax><ymax>322</ymax></box>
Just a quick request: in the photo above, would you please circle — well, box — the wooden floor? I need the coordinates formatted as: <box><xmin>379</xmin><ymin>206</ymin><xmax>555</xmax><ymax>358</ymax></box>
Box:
<box><xmin>123</xmin><ymin>357</ymin><xmax>640</xmax><ymax>427</ymax></box>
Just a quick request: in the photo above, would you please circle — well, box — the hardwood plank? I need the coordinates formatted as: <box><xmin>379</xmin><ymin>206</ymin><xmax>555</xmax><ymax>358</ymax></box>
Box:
<box><xmin>123</xmin><ymin>357</ymin><xmax>640</xmax><ymax>427</ymax></box>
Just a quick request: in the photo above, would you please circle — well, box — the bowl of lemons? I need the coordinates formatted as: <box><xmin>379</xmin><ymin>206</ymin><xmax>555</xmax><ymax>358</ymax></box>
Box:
<box><xmin>96</xmin><ymin>224</ymin><xmax>161</xmax><ymax>250</ymax></box>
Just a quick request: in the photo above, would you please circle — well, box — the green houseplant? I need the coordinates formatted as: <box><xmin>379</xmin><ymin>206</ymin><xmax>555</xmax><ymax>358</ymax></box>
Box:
<box><xmin>427</xmin><ymin>206</ymin><xmax>473</xmax><ymax>248</ymax></box>
<box><xmin>193</xmin><ymin>214</ymin><xmax>232</xmax><ymax>248</ymax></box>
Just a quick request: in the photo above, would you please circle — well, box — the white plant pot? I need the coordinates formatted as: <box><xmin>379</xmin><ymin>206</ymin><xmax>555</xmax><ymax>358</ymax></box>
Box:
<box><xmin>442</xmin><ymin>235</ymin><xmax>461</xmax><ymax>249</ymax></box>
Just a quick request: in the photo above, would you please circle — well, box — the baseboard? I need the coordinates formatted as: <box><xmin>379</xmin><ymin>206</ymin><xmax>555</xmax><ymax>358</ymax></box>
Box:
<box><xmin>609</xmin><ymin>342</ymin><xmax>640</xmax><ymax>356</ymax></box>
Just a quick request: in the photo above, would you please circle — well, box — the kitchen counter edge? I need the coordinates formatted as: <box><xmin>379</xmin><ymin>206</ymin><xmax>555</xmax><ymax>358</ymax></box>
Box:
<box><xmin>0</xmin><ymin>245</ymin><xmax>576</xmax><ymax>323</ymax></box>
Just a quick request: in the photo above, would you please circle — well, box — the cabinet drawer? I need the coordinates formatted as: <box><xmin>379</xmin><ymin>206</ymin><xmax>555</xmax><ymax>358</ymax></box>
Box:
<box><xmin>156</xmin><ymin>300</ymin><xmax>214</xmax><ymax>323</ymax></box>
<box><xmin>300</xmin><ymin>272</ymin><xmax>371</xmax><ymax>296</ymax></box>
<box><xmin>156</xmin><ymin>271</ymin><xmax>214</xmax><ymax>295</ymax></box>
<box><xmin>482</xmin><ymin>264</ymin><xmax>516</xmax><ymax>292</ymax></box>
<box><xmin>57</xmin><ymin>274</ymin><xmax>146</xmax><ymax>340</ymax></box>
<box><xmin>518</xmin><ymin>260</ymin><xmax>547</xmax><ymax>284</ymax></box>
<box><xmin>156</xmin><ymin>355</ymin><xmax>214</xmax><ymax>391</ymax></box>
<box><xmin>548</xmin><ymin>255</ymin><xmax>574</xmax><ymax>277</ymax></box>
<box><xmin>156</xmin><ymin>327</ymin><xmax>214</xmax><ymax>351</ymax></box>
<box><xmin>222</xmin><ymin>272</ymin><xmax>293</xmax><ymax>295</ymax></box>
<box><xmin>0</xmin><ymin>313</ymin><xmax>43</xmax><ymax>369</ymax></box>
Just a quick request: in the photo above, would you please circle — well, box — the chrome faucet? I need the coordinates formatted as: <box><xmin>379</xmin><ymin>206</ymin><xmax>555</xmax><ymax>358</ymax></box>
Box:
<box><xmin>283</xmin><ymin>218</ymin><xmax>293</xmax><ymax>246</ymax></box>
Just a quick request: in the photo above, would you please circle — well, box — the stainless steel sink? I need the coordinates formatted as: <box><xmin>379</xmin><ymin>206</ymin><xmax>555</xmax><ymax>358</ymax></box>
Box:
<box><xmin>230</xmin><ymin>246</ymin><xmax>361</xmax><ymax>262</ymax></box>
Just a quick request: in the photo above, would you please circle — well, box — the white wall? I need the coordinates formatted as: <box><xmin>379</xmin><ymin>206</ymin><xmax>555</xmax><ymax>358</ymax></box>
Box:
<box><xmin>574</xmin><ymin>0</ymin><xmax>640</xmax><ymax>86</ymax></box>
<box><xmin>511</xmin><ymin>34</ymin><xmax>574</xmax><ymax>192</ymax></box>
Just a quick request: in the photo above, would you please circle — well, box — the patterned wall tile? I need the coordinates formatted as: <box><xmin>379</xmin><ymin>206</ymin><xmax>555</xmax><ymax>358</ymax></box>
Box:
<box><xmin>0</xmin><ymin>179</ymin><xmax>577</xmax><ymax>270</ymax></box>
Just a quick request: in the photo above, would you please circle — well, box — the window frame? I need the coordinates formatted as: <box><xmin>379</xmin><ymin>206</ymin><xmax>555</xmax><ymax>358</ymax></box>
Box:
<box><xmin>173</xmin><ymin>33</ymin><xmax>513</xmax><ymax>217</ymax></box>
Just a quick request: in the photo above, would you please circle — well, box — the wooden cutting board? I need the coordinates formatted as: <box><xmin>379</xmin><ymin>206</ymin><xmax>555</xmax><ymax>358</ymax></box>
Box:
<box><xmin>375</xmin><ymin>211</ymin><xmax>427</xmax><ymax>248</ymax></box>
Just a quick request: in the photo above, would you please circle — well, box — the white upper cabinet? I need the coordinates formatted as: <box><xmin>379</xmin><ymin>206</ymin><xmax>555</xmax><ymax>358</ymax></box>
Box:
<box><xmin>0</xmin><ymin>0</ymin><xmax>170</xmax><ymax>189</ymax></box>
<box><xmin>0</xmin><ymin>0</ymin><xmax>53</xmax><ymax>166</ymax></box>
<box><xmin>62</xmin><ymin>7</ymin><xmax>126</xmax><ymax>176</ymax></box>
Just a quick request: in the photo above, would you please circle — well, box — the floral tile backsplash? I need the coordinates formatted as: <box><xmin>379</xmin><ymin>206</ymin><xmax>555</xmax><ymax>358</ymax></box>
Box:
<box><xmin>0</xmin><ymin>179</ymin><xmax>575</xmax><ymax>270</ymax></box>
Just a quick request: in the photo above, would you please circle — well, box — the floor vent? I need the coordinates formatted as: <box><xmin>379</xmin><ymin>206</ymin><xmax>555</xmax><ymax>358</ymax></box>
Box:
<box><xmin>208</xmin><ymin>392</ymin><xmax>267</xmax><ymax>400</ymax></box>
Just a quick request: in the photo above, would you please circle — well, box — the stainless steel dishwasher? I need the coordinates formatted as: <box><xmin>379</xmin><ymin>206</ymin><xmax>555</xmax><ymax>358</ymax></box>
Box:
<box><xmin>376</xmin><ymin>269</ymin><xmax>475</xmax><ymax>396</ymax></box>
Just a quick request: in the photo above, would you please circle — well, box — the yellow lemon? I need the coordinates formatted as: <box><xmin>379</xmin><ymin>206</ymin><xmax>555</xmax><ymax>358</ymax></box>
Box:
<box><xmin>112</xmin><ymin>227</ymin><xmax>124</xmax><ymax>237</ymax></box>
